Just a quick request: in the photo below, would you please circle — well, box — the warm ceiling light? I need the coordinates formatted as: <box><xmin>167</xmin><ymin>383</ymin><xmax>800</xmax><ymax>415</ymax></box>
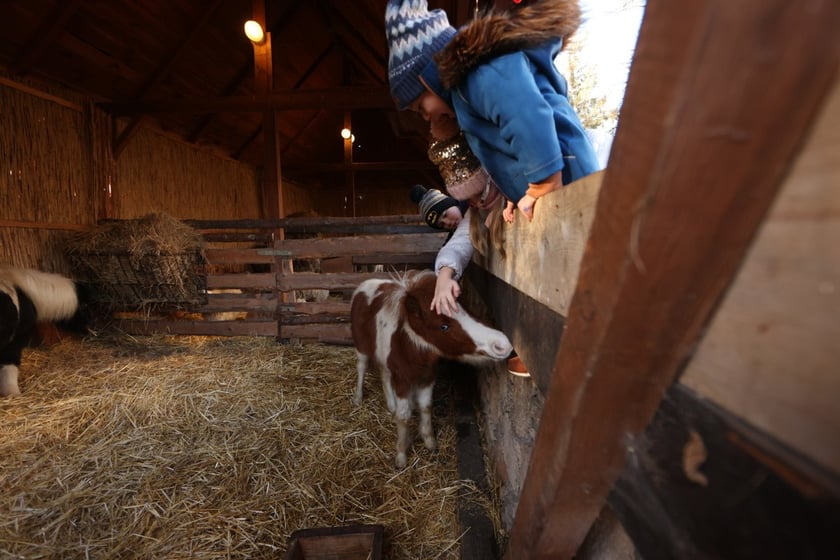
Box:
<box><xmin>244</xmin><ymin>20</ymin><xmax>265</xmax><ymax>44</ymax></box>
<box><xmin>340</xmin><ymin>128</ymin><xmax>352</xmax><ymax>140</ymax></box>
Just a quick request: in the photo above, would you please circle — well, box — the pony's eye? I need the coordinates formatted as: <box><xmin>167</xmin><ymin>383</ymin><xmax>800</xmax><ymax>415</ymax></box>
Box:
<box><xmin>440</xmin><ymin>324</ymin><xmax>450</xmax><ymax>333</ymax></box>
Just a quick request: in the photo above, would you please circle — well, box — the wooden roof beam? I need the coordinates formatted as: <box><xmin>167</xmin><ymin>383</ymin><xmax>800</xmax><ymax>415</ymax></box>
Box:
<box><xmin>11</xmin><ymin>0</ymin><xmax>82</xmax><ymax>76</ymax></box>
<box><xmin>101</xmin><ymin>87</ymin><xmax>395</xmax><ymax>115</ymax></box>
<box><xmin>112</xmin><ymin>0</ymin><xmax>226</xmax><ymax>158</ymax></box>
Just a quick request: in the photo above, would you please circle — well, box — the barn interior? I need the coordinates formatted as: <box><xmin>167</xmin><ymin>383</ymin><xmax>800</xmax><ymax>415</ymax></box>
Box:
<box><xmin>1</xmin><ymin>0</ymin><xmax>839</xmax><ymax>559</ymax></box>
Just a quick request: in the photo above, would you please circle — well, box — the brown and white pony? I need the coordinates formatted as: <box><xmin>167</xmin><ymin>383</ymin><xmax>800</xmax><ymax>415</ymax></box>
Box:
<box><xmin>0</xmin><ymin>266</ymin><xmax>91</xmax><ymax>397</ymax></box>
<box><xmin>351</xmin><ymin>270</ymin><xmax>512</xmax><ymax>467</ymax></box>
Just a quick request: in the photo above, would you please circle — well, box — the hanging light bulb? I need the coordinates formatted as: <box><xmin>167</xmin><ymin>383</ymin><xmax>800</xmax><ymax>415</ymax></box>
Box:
<box><xmin>340</xmin><ymin>128</ymin><xmax>352</xmax><ymax>140</ymax></box>
<box><xmin>244</xmin><ymin>20</ymin><xmax>265</xmax><ymax>44</ymax></box>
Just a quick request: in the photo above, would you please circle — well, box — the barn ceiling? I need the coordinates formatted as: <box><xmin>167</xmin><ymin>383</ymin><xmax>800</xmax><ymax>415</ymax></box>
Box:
<box><xmin>0</xmin><ymin>0</ymin><xmax>487</xmax><ymax>201</ymax></box>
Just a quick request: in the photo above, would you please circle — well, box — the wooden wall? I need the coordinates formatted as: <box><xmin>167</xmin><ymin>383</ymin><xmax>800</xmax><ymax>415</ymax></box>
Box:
<box><xmin>468</xmin><ymin>0</ymin><xmax>840</xmax><ymax>555</ymax></box>
<box><xmin>680</xmin><ymin>80</ymin><xmax>840</xmax><ymax>477</ymax></box>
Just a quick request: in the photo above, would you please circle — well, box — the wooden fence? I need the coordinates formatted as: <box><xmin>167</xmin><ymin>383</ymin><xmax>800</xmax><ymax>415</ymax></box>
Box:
<box><xmin>112</xmin><ymin>215</ymin><xmax>446</xmax><ymax>344</ymax></box>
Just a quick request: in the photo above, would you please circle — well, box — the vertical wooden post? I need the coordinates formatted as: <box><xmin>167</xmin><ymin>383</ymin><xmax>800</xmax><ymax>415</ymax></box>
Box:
<box><xmin>344</xmin><ymin>111</ymin><xmax>355</xmax><ymax>217</ymax></box>
<box><xmin>250</xmin><ymin>0</ymin><xmax>294</xmax><ymax>340</ymax></box>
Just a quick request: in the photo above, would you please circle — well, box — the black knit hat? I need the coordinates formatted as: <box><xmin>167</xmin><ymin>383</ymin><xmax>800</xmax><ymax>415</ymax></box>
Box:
<box><xmin>410</xmin><ymin>184</ymin><xmax>459</xmax><ymax>230</ymax></box>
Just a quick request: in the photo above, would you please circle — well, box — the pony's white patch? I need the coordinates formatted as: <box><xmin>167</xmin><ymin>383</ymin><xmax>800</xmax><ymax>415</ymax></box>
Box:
<box><xmin>0</xmin><ymin>267</ymin><xmax>78</xmax><ymax>322</ymax></box>
<box><xmin>448</xmin><ymin>307</ymin><xmax>513</xmax><ymax>361</ymax></box>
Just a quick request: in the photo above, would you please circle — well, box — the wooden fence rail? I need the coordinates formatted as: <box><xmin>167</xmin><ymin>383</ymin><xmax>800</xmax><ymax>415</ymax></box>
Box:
<box><xmin>113</xmin><ymin>215</ymin><xmax>445</xmax><ymax>344</ymax></box>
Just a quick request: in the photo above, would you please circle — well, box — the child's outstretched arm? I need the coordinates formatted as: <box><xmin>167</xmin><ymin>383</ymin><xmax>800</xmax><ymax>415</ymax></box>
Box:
<box><xmin>432</xmin><ymin>266</ymin><xmax>461</xmax><ymax>317</ymax></box>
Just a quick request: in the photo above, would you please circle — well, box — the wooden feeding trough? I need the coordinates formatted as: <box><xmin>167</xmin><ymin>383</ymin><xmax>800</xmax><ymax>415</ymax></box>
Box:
<box><xmin>65</xmin><ymin>213</ymin><xmax>207</xmax><ymax>309</ymax></box>
<box><xmin>284</xmin><ymin>525</ymin><xmax>384</xmax><ymax>560</ymax></box>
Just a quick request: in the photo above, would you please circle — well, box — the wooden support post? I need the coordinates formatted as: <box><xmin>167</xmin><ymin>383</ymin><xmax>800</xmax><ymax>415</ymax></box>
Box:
<box><xmin>250</xmin><ymin>0</ymin><xmax>293</xmax><ymax>339</ymax></box>
<box><xmin>505</xmin><ymin>0</ymin><xmax>840</xmax><ymax>557</ymax></box>
<box><xmin>344</xmin><ymin>111</ymin><xmax>355</xmax><ymax>216</ymax></box>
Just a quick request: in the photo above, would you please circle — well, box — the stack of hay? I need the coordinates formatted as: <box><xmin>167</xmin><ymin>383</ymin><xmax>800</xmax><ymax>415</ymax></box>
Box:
<box><xmin>65</xmin><ymin>213</ymin><xmax>207</xmax><ymax>309</ymax></box>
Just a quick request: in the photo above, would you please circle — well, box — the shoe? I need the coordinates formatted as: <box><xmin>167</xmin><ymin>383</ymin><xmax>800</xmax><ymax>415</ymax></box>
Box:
<box><xmin>507</xmin><ymin>355</ymin><xmax>530</xmax><ymax>377</ymax></box>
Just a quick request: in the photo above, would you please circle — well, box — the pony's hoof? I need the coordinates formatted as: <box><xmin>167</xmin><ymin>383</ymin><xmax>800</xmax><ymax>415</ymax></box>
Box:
<box><xmin>395</xmin><ymin>453</ymin><xmax>407</xmax><ymax>469</ymax></box>
<box><xmin>423</xmin><ymin>437</ymin><xmax>437</xmax><ymax>452</ymax></box>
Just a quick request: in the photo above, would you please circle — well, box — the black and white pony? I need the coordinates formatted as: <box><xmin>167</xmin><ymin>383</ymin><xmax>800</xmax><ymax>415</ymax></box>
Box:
<box><xmin>0</xmin><ymin>266</ymin><xmax>91</xmax><ymax>397</ymax></box>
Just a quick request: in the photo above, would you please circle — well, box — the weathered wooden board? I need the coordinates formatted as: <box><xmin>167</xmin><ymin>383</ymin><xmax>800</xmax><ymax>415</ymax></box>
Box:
<box><xmin>610</xmin><ymin>384</ymin><xmax>840</xmax><ymax>560</ymax></box>
<box><xmin>207</xmin><ymin>273</ymin><xmax>275</xmax><ymax>290</ymax></box>
<box><xmin>480</xmin><ymin>171</ymin><xmax>603</xmax><ymax>317</ymax></box>
<box><xmin>276</xmin><ymin>272</ymin><xmax>391</xmax><ymax>291</ymax></box>
<box><xmin>680</xmin><ymin>80</ymin><xmax>840</xmax><ymax>475</ymax></box>
<box><xmin>266</xmin><ymin>233</ymin><xmax>447</xmax><ymax>259</ymax></box>
<box><xmin>114</xmin><ymin>318</ymin><xmax>277</xmax><ymax>337</ymax></box>
<box><xmin>201</xmin><ymin>291</ymin><xmax>277</xmax><ymax>312</ymax></box>
<box><xmin>465</xmin><ymin>267</ymin><xmax>565</xmax><ymax>395</ymax></box>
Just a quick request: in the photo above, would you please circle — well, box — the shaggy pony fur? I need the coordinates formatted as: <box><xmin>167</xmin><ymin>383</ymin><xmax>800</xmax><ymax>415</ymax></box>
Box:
<box><xmin>0</xmin><ymin>266</ymin><xmax>90</xmax><ymax>397</ymax></box>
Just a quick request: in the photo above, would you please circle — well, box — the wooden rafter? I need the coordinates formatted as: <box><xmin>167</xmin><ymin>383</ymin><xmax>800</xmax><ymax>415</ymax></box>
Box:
<box><xmin>112</xmin><ymin>0</ymin><xmax>227</xmax><ymax>158</ymax></box>
<box><xmin>190</xmin><ymin>0</ymin><xmax>306</xmax><ymax>150</ymax></box>
<box><xmin>10</xmin><ymin>0</ymin><xmax>82</xmax><ymax>76</ymax></box>
<box><xmin>101</xmin><ymin>87</ymin><xmax>394</xmax><ymax>116</ymax></box>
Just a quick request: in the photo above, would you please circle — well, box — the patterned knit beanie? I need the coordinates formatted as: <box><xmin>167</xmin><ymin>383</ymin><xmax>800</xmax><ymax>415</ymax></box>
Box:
<box><xmin>410</xmin><ymin>184</ymin><xmax>459</xmax><ymax>229</ymax></box>
<box><xmin>386</xmin><ymin>0</ymin><xmax>456</xmax><ymax>110</ymax></box>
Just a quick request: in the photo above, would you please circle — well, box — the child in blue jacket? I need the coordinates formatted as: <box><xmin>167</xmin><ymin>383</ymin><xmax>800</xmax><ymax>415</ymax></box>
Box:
<box><xmin>385</xmin><ymin>0</ymin><xmax>599</xmax><ymax>222</ymax></box>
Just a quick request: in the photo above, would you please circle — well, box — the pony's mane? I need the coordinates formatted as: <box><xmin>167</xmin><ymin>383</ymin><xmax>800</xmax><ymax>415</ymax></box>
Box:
<box><xmin>397</xmin><ymin>269</ymin><xmax>435</xmax><ymax>291</ymax></box>
<box><xmin>0</xmin><ymin>267</ymin><xmax>79</xmax><ymax>322</ymax></box>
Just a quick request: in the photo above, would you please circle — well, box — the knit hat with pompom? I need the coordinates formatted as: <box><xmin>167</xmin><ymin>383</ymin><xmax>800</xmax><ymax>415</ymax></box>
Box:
<box><xmin>385</xmin><ymin>0</ymin><xmax>456</xmax><ymax>109</ymax></box>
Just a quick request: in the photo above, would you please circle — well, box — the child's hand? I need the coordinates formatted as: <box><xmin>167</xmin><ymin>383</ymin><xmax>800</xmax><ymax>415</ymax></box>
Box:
<box><xmin>503</xmin><ymin>200</ymin><xmax>516</xmax><ymax>223</ymax></box>
<box><xmin>432</xmin><ymin>269</ymin><xmax>461</xmax><ymax>317</ymax></box>
<box><xmin>517</xmin><ymin>194</ymin><xmax>537</xmax><ymax>221</ymax></box>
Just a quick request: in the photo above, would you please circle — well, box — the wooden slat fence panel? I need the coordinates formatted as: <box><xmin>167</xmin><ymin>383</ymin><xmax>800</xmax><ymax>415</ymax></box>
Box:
<box><xmin>117</xmin><ymin>215</ymin><xmax>442</xmax><ymax>344</ymax></box>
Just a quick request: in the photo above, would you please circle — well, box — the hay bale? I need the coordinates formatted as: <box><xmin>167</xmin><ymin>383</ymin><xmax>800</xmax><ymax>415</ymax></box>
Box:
<box><xmin>65</xmin><ymin>213</ymin><xmax>207</xmax><ymax>308</ymax></box>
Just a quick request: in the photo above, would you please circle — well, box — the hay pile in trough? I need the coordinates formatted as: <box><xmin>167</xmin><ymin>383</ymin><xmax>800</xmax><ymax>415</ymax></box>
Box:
<box><xmin>0</xmin><ymin>335</ymin><xmax>498</xmax><ymax>559</ymax></box>
<box><xmin>65</xmin><ymin>212</ymin><xmax>204</xmax><ymax>258</ymax></box>
<box><xmin>64</xmin><ymin>213</ymin><xmax>207</xmax><ymax>308</ymax></box>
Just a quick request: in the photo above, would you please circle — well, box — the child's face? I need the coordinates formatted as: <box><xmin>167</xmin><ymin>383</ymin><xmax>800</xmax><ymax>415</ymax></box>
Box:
<box><xmin>437</xmin><ymin>206</ymin><xmax>463</xmax><ymax>230</ymax></box>
<box><xmin>410</xmin><ymin>89</ymin><xmax>459</xmax><ymax>140</ymax></box>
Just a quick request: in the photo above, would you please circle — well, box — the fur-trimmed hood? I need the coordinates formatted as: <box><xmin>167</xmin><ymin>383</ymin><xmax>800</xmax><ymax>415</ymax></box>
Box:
<box><xmin>434</xmin><ymin>0</ymin><xmax>581</xmax><ymax>88</ymax></box>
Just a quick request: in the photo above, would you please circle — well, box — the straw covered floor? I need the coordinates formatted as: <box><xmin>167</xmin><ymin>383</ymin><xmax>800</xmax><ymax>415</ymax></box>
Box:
<box><xmin>0</xmin><ymin>334</ymin><xmax>499</xmax><ymax>559</ymax></box>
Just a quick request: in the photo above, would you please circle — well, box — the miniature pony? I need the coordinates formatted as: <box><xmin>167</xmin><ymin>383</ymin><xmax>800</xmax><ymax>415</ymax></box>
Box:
<box><xmin>0</xmin><ymin>266</ymin><xmax>91</xmax><ymax>397</ymax></box>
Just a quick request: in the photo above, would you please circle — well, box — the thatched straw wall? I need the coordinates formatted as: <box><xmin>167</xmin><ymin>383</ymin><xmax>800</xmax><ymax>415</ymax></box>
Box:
<box><xmin>0</xmin><ymin>81</ymin><xmax>94</xmax><ymax>271</ymax></box>
<box><xmin>282</xmin><ymin>179</ymin><xmax>314</xmax><ymax>217</ymax></box>
<box><xmin>115</xmin><ymin>127</ymin><xmax>261</xmax><ymax>220</ymax></box>
<box><xmin>0</xmin><ymin>335</ymin><xmax>500</xmax><ymax>559</ymax></box>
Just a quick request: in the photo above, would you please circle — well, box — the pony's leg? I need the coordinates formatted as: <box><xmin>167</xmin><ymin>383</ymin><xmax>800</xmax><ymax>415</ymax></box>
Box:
<box><xmin>0</xmin><ymin>364</ymin><xmax>21</xmax><ymax>397</ymax></box>
<box><xmin>353</xmin><ymin>352</ymin><xmax>368</xmax><ymax>406</ymax></box>
<box><xmin>394</xmin><ymin>396</ymin><xmax>412</xmax><ymax>468</ymax></box>
<box><xmin>416</xmin><ymin>383</ymin><xmax>436</xmax><ymax>451</ymax></box>
<box><xmin>380</xmin><ymin>368</ymin><xmax>397</xmax><ymax>413</ymax></box>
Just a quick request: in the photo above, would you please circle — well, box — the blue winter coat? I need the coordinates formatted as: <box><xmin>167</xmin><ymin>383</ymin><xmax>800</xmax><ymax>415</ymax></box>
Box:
<box><xmin>423</xmin><ymin>40</ymin><xmax>599</xmax><ymax>203</ymax></box>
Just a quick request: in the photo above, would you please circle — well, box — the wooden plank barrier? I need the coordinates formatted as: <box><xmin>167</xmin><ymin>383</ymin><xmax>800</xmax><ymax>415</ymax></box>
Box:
<box><xmin>114</xmin><ymin>215</ymin><xmax>446</xmax><ymax>344</ymax></box>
